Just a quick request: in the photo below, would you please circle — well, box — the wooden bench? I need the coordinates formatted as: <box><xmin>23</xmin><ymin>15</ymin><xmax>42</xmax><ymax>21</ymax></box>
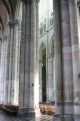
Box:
<box><xmin>3</xmin><ymin>105</ymin><xmax>19</xmax><ymax>114</ymax></box>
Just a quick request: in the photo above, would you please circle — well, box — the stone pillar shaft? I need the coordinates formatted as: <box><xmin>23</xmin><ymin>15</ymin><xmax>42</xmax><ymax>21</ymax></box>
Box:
<box><xmin>19</xmin><ymin>0</ymin><xmax>39</xmax><ymax>114</ymax></box>
<box><xmin>68</xmin><ymin>0</ymin><xmax>80</xmax><ymax>115</ymax></box>
<box><xmin>11</xmin><ymin>20</ymin><xmax>20</xmax><ymax>105</ymax></box>
<box><xmin>34</xmin><ymin>0</ymin><xmax>40</xmax><ymax>111</ymax></box>
<box><xmin>53</xmin><ymin>0</ymin><xmax>63</xmax><ymax>114</ymax></box>
<box><xmin>19</xmin><ymin>0</ymin><xmax>38</xmax><ymax>113</ymax></box>
<box><xmin>60</xmin><ymin>0</ymin><xmax>74</xmax><ymax>114</ymax></box>
<box><xmin>8</xmin><ymin>23</ymin><xmax>14</xmax><ymax>104</ymax></box>
<box><xmin>5</xmin><ymin>25</ymin><xmax>10</xmax><ymax>104</ymax></box>
<box><xmin>19</xmin><ymin>2</ymin><xmax>27</xmax><ymax>108</ymax></box>
<box><xmin>53</xmin><ymin>0</ymin><xmax>74</xmax><ymax>120</ymax></box>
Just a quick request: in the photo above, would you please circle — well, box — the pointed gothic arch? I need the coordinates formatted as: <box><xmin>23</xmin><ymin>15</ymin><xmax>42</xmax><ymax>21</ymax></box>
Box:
<box><xmin>39</xmin><ymin>42</ymin><xmax>47</xmax><ymax>103</ymax></box>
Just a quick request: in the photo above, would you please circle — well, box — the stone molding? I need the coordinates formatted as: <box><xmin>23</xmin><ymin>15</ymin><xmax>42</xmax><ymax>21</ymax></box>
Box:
<box><xmin>18</xmin><ymin>107</ymin><xmax>35</xmax><ymax>115</ymax></box>
<box><xmin>53</xmin><ymin>114</ymin><xmax>74</xmax><ymax>121</ymax></box>
<box><xmin>56</xmin><ymin>101</ymin><xmax>74</xmax><ymax>105</ymax></box>
<box><xmin>35</xmin><ymin>0</ymin><xmax>40</xmax><ymax>5</ymax></box>
<box><xmin>8</xmin><ymin>19</ymin><xmax>20</xmax><ymax>28</ymax></box>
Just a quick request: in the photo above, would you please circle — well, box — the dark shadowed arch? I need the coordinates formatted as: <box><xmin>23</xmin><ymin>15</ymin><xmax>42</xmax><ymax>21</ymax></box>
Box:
<box><xmin>0</xmin><ymin>16</ymin><xmax>3</xmax><ymax>29</ymax></box>
<box><xmin>39</xmin><ymin>42</ymin><xmax>47</xmax><ymax>103</ymax></box>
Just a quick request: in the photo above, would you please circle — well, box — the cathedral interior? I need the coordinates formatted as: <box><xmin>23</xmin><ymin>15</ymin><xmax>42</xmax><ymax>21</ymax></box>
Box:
<box><xmin>0</xmin><ymin>0</ymin><xmax>80</xmax><ymax>121</ymax></box>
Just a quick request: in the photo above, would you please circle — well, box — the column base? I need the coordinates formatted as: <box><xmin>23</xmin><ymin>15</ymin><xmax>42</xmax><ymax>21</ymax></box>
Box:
<box><xmin>53</xmin><ymin>114</ymin><xmax>74</xmax><ymax>121</ymax></box>
<box><xmin>18</xmin><ymin>108</ymin><xmax>35</xmax><ymax>116</ymax></box>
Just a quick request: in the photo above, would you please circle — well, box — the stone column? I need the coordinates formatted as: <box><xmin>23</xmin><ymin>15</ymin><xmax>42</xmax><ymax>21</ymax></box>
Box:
<box><xmin>68</xmin><ymin>0</ymin><xmax>80</xmax><ymax>115</ymax></box>
<box><xmin>0</xmin><ymin>39</ymin><xmax>4</xmax><ymax>104</ymax></box>
<box><xmin>11</xmin><ymin>20</ymin><xmax>20</xmax><ymax>105</ymax></box>
<box><xmin>77</xmin><ymin>1</ymin><xmax>80</xmax><ymax>46</ymax></box>
<box><xmin>4</xmin><ymin>24</ymin><xmax>11</xmax><ymax>104</ymax></box>
<box><xmin>53</xmin><ymin>0</ymin><xmax>74</xmax><ymax>121</ymax></box>
<box><xmin>19</xmin><ymin>0</ymin><xmax>39</xmax><ymax>115</ymax></box>
<box><xmin>2</xmin><ymin>38</ymin><xmax>8</xmax><ymax>105</ymax></box>
<box><xmin>29</xmin><ymin>0</ymin><xmax>36</xmax><ymax>110</ymax></box>
<box><xmin>2</xmin><ymin>36</ymin><xmax>8</xmax><ymax>104</ymax></box>
<box><xmin>5</xmin><ymin>20</ymin><xmax>20</xmax><ymax>105</ymax></box>
<box><xmin>0</xmin><ymin>30</ymin><xmax>3</xmax><ymax>104</ymax></box>
<box><xmin>60</xmin><ymin>0</ymin><xmax>74</xmax><ymax>115</ymax></box>
<box><xmin>53</xmin><ymin>0</ymin><xmax>63</xmax><ymax>115</ymax></box>
<box><xmin>0</xmin><ymin>35</ymin><xmax>8</xmax><ymax>104</ymax></box>
<box><xmin>34</xmin><ymin>0</ymin><xmax>40</xmax><ymax>116</ymax></box>
<box><xmin>6</xmin><ymin>22</ymin><xmax>14</xmax><ymax>104</ymax></box>
<box><xmin>19</xmin><ymin>1</ymin><xmax>26</xmax><ymax>108</ymax></box>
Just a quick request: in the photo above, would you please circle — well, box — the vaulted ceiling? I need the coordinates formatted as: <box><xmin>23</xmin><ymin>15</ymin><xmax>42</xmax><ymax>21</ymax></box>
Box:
<box><xmin>0</xmin><ymin>0</ymin><xmax>18</xmax><ymax>28</ymax></box>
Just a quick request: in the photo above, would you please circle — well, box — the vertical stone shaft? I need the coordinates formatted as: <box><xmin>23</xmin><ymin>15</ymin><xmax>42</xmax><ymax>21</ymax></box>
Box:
<box><xmin>19</xmin><ymin>0</ymin><xmax>38</xmax><ymax>112</ymax></box>
<box><xmin>3</xmin><ymin>36</ymin><xmax>8</xmax><ymax>104</ymax></box>
<box><xmin>2</xmin><ymin>36</ymin><xmax>8</xmax><ymax>104</ymax></box>
<box><xmin>53</xmin><ymin>0</ymin><xmax>74</xmax><ymax>120</ymax></box>
<box><xmin>24</xmin><ymin>1</ymin><xmax>31</xmax><ymax>108</ymax></box>
<box><xmin>11</xmin><ymin>20</ymin><xmax>20</xmax><ymax>105</ymax></box>
<box><xmin>0</xmin><ymin>39</ymin><xmax>5</xmax><ymax>104</ymax></box>
<box><xmin>34</xmin><ymin>0</ymin><xmax>40</xmax><ymax>110</ymax></box>
<box><xmin>0</xmin><ymin>39</ymin><xmax>2</xmax><ymax>104</ymax></box>
<box><xmin>30</xmin><ymin>0</ymin><xmax>36</xmax><ymax>110</ymax></box>
<box><xmin>60</xmin><ymin>0</ymin><xmax>74</xmax><ymax>114</ymax></box>
<box><xmin>53</xmin><ymin>0</ymin><xmax>63</xmax><ymax>113</ymax></box>
<box><xmin>19</xmin><ymin>0</ymin><xmax>39</xmax><ymax>114</ymax></box>
<box><xmin>5</xmin><ymin>25</ymin><xmax>10</xmax><ymax>104</ymax></box>
<box><xmin>68</xmin><ymin>0</ymin><xmax>80</xmax><ymax>114</ymax></box>
<box><xmin>19</xmin><ymin>2</ymin><xmax>26</xmax><ymax>108</ymax></box>
<box><xmin>8</xmin><ymin>23</ymin><xmax>14</xmax><ymax>104</ymax></box>
<box><xmin>4</xmin><ymin>23</ymin><xmax>13</xmax><ymax>104</ymax></box>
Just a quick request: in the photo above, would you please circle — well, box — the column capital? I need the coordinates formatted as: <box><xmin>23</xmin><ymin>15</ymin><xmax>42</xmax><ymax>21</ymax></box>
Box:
<box><xmin>21</xmin><ymin>0</ymin><xmax>31</xmax><ymax>4</ymax></box>
<box><xmin>7</xmin><ymin>19</ymin><xmax>19</xmax><ymax>28</ymax></box>
<box><xmin>13</xmin><ymin>19</ymin><xmax>20</xmax><ymax>26</ymax></box>
<box><xmin>35</xmin><ymin>0</ymin><xmax>40</xmax><ymax>4</ymax></box>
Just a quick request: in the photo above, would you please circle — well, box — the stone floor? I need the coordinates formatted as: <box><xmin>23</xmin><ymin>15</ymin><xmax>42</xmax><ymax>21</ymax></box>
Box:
<box><xmin>0</xmin><ymin>111</ymin><xmax>53</xmax><ymax>121</ymax></box>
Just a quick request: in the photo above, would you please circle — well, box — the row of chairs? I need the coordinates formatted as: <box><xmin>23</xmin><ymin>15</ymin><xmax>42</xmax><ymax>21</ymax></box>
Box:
<box><xmin>0</xmin><ymin>103</ymin><xmax>55</xmax><ymax>115</ymax></box>
<box><xmin>39</xmin><ymin>104</ymin><xmax>55</xmax><ymax>115</ymax></box>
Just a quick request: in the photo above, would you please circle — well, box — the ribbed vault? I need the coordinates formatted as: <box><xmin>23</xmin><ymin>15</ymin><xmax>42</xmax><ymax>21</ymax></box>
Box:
<box><xmin>0</xmin><ymin>0</ymin><xmax>19</xmax><ymax>28</ymax></box>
